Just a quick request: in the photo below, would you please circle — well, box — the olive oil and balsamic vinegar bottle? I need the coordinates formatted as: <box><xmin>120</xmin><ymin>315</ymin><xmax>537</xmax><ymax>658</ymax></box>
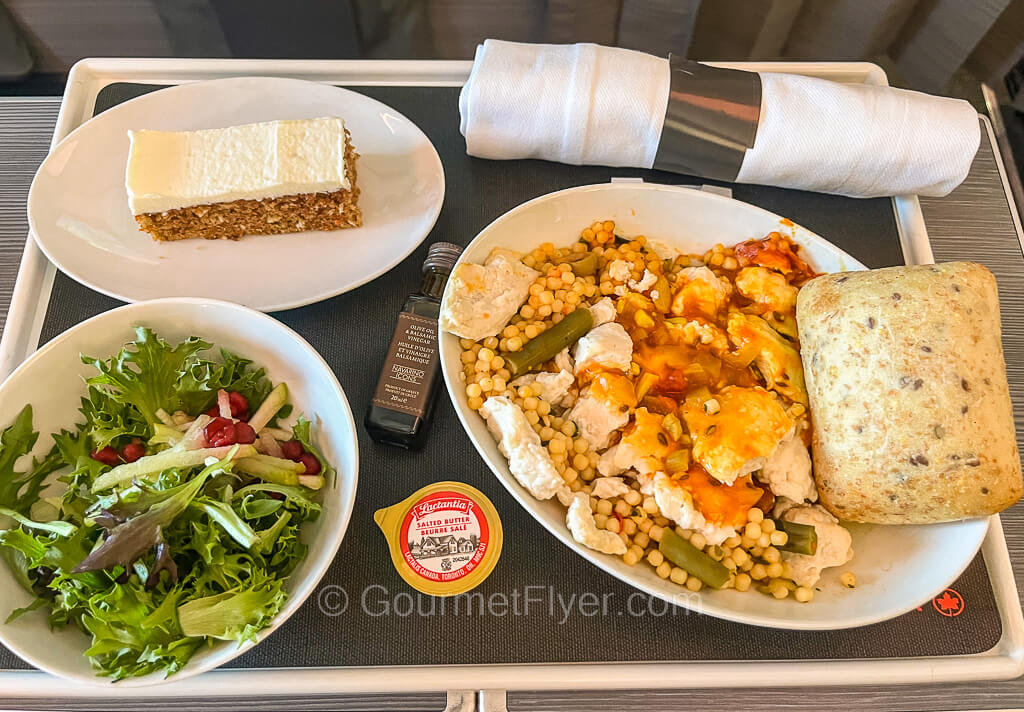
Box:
<box><xmin>365</xmin><ymin>242</ymin><xmax>463</xmax><ymax>449</ymax></box>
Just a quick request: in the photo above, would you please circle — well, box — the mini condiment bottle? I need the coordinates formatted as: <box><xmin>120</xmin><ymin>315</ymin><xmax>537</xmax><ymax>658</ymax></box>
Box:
<box><xmin>365</xmin><ymin>242</ymin><xmax>462</xmax><ymax>449</ymax></box>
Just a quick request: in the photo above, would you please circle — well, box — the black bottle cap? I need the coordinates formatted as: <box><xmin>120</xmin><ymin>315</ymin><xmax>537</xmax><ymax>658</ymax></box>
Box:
<box><xmin>423</xmin><ymin>242</ymin><xmax>463</xmax><ymax>274</ymax></box>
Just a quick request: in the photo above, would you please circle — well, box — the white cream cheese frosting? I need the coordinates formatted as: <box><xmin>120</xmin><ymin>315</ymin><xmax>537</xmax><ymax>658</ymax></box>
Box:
<box><xmin>125</xmin><ymin>117</ymin><xmax>350</xmax><ymax>215</ymax></box>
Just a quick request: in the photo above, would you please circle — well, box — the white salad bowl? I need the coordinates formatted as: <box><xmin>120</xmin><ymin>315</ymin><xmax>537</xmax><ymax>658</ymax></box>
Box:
<box><xmin>439</xmin><ymin>182</ymin><xmax>988</xmax><ymax>630</ymax></box>
<box><xmin>0</xmin><ymin>298</ymin><xmax>358</xmax><ymax>685</ymax></box>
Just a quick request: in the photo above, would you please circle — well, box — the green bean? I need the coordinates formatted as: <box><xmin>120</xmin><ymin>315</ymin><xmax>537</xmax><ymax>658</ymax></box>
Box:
<box><xmin>776</xmin><ymin>520</ymin><xmax>817</xmax><ymax>556</ymax></box>
<box><xmin>658</xmin><ymin>528</ymin><xmax>731</xmax><ymax>589</ymax></box>
<box><xmin>563</xmin><ymin>252</ymin><xmax>598</xmax><ymax>276</ymax></box>
<box><xmin>505</xmin><ymin>307</ymin><xmax>593</xmax><ymax>378</ymax></box>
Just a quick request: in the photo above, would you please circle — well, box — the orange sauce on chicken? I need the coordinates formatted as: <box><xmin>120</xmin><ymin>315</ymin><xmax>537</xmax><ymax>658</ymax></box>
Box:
<box><xmin>621</xmin><ymin>408</ymin><xmax>678</xmax><ymax>460</ymax></box>
<box><xmin>734</xmin><ymin>233</ymin><xmax>817</xmax><ymax>284</ymax></box>
<box><xmin>674</xmin><ymin>466</ymin><xmax>764</xmax><ymax>528</ymax></box>
<box><xmin>584</xmin><ymin>231</ymin><xmax>807</xmax><ymax>527</ymax></box>
<box><xmin>589</xmin><ymin>372</ymin><xmax>637</xmax><ymax>409</ymax></box>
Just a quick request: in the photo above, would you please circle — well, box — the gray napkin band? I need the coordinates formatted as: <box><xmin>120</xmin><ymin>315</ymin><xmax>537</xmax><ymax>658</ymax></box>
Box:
<box><xmin>653</xmin><ymin>56</ymin><xmax>762</xmax><ymax>181</ymax></box>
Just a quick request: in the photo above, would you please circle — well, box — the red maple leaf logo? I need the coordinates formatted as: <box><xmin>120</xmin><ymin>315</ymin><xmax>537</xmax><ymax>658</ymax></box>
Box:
<box><xmin>932</xmin><ymin>589</ymin><xmax>965</xmax><ymax>617</ymax></box>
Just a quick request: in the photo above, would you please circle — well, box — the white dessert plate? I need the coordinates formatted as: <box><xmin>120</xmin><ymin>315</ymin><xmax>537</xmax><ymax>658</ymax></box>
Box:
<box><xmin>27</xmin><ymin>77</ymin><xmax>445</xmax><ymax>311</ymax></box>
<box><xmin>439</xmin><ymin>183</ymin><xmax>989</xmax><ymax>630</ymax></box>
<box><xmin>0</xmin><ymin>298</ymin><xmax>359</xmax><ymax>685</ymax></box>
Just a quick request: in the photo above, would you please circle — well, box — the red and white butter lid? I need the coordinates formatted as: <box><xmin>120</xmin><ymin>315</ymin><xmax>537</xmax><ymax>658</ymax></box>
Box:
<box><xmin>374</xmin><ymin>481</ymin><xmax>503</xmax><ymax>596</ymax></box>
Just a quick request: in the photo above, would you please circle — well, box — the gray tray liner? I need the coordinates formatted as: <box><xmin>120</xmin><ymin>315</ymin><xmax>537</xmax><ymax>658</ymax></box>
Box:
<box><xmin>0</xmin><ymin>83</ymin><xmax>1000</xmax><ymax>672</ymax></box>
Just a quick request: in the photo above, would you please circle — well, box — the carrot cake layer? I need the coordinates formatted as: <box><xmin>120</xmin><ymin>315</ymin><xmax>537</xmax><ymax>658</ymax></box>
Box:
<box><xmin>126</xmin><ymin>117</ymin><xmax>361</xmax><ymax>241</ymax></box>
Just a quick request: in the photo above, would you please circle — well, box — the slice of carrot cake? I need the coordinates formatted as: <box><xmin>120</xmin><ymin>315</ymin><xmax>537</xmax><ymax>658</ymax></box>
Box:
<box><xmin>125</xmin><ymin>117</ymin><xmax>361</xmax><ymax>241</ymax></box>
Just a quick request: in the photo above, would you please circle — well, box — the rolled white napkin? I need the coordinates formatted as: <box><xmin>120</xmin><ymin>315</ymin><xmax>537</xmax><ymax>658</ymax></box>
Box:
<box><xmin>459</xmin><ymin>40</ymin><xmax>981</xmax><ymax>198</ymax></box>
<box><xmin>736</xmin><ymin>72</ymin><xmax>980</xmax><ymax>197</ymax></box>
<box><xmin>459</xmin><ymin>40</ymin><xmax>670</xmax><ymax>168</ymax></box>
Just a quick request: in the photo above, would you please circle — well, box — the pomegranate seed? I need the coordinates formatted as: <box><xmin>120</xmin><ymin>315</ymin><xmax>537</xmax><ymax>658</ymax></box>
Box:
<box><xmin>120</xmin><ymin>442</ymin><xmax>146</xmax><ymax>463</ymax></box>
<box><xmin>228</xmin><ymin>391</ymin><xmax>249</xmax><ymax>418</ymax></box>
<box><xmin>204</xmin><ymin>417</ymin><xmax>237</xmax><ymax>447</ymax></box>
<box><xmin>233</xmin><ymin>422</ymin><xmax>257</xmax><ymax>444</ymax></box>
<box><xmin>281</xmin><ymin>440</ymin><xmax>304</xmax><ymax>461</ymax></box>
<box><xmin>298</xmin><ymin>453</ymin><xmax>321</xmax><ymax>476</ymax></box>
<box><xmin>90</xmin><ymin>446</ymin><xmax>120</xmax><ymax>466</ymax></box>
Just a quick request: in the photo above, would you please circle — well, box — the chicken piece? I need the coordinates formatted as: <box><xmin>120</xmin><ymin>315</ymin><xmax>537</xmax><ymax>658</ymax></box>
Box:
<box><xmin>727</xmin><ymin>312</ymin><xmax>808</xmax><ymax>406</ymax></box>
<box><xmin>567</xmin><ymin>372</ymin><xmax>635</xmax><ymax>450</ymax></box>
<box><xmin>759</xmin><ymin>429</ymin><xmax>817</xmax><ymax>503</ymax></box>
<box><xmin>596</xmin><ymin>408</ymin><xmax>675</xmax><ymax>476</ymax></box>
<box><xmin>635</xmin><ymin>471</ymin><xmax>656</xmax><ymax>495</ymax></box>
<box><xmin>479</xmin><ymin>396</ymin><xmax>563</xmax><ymax>500</ymax></box>
<box><xmin>670</xmin><ymin>266</ymin><xmax>730</xmax><ymax>320</ymax></box>
<box><xmin>597</xmin><ymin>445</ymin><xmax>631</xmax><ymax>477</ymax></box>
<box><xmin>735</xmin><ymin>266</ymin><xmax>798</xmax><ymax>315</ymax></box>
<box><xmin>674</xmin><ymin>319</ymin><xmax>730</xmax><ymax>352</ymax></box>
<box><xmin>622</xmin><ymin>407</ymin><xmax>677</xmax><ymax>463</ymax></box>
<box><xmin>682</xmin><ymin>386</ymin><xmax>793</xmax><ymax>484</ymax></box>
<box><xmin>588</xmin><ymin>297</ymin><xmax>617</xmax><ymax>326</ymax></box>
<box><xmin>772</xmin><ymin>496</ymin><xmax>799</xmax><ymax>519</ymax></box>
<box><xmin>573</xmin><ymin>322</ymin><xmax>633</xmax><ymax>376</ymax></box>
<box><xmin>673</xmin><ymin>466</ymin><xmax>764</xmax><ymax>527</ymax></box>
<box><xmin>511</xmin><ymin>370</ymin><xmax>574</xmax><ymax>407</ymax></box>
<box><xmin>566</xmin><ymin>493</ymin><xmax>627</xmax><ymax>555</ymax></box>
<box><xmin>652</xmin><ymin>472</ymin><xmax>736</xmax><ymax>545</ymax></box>
<box><xmin>555</xmin><ymin>486</ymin><xmax>575</xmax><ymax>507</ymax></box>
<box><xmin>591</xmin><ymin>477</ymin><xmax>630</xmax><ymax>499</ymax></box>
<box><xmin>646</xmin><ymin>239</ymin><xmax>679</xmax><ymax>261</ymax></box>
<box><xmin>781</xmin><ymin>504</ymin><xmax>854</xmax><ymax>587</ymax></box>
<box><xmin>440</xmin><ymin>250</ymin><xmax>538</xmax><ymax>340</ymax></box>
<box><xmin>607</xmin><ymin>259</ymin><xmax>632</xmax><ymax>283</ymax></box>
<box><xmin>554</xmin><ymin>347</ymin><xmax>575</xmax><ymax>374</ymax></box>
<box><xmin>628</xmin><ymin>269</ymin><xmax>658</xmax><ymax>292</ymax></box>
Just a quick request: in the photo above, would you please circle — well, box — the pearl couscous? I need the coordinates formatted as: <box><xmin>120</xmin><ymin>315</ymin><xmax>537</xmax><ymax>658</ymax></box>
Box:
<box><xmin>440</xmin><ymin>221</ymin><xmax>856</xmax><ymax>601</ymax></box>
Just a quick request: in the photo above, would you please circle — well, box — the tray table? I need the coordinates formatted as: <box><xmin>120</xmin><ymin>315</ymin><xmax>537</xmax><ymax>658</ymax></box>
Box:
<box><xmin>0</xmin><ymin>59</ymin><xmax>1022</xmax><ymax>711</ymax></box>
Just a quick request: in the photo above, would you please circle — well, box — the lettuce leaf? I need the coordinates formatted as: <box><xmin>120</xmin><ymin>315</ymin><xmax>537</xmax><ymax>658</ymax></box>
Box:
<box><xmin>81</xmin><ymin>580</ymin><xmax>202</xmax><ymax>680</ymax></box>
<box><xmin>83</xmin><ymin>329</ymin><xmax>212</xmax><ymax>430</ymax></box>
<box><xmin>233</xmin><ymin>482</ymin><xmax>322</xmax><ymax>519</ymax></box>
<box><xmin>83</xmin><ymin>328</ymin><xmax>276</xmax><ymax>433</ymax></box>
<box><xmin>5</xmin><ymin>597</ymin><xmax>47</xmax><ymax>623</ymax></box>
<box><xmin>177</xmin><ymin>574</ymin><xmax>286</xmax><ymax>644</ymax></box>
<box><xmin>191</xmin><ymin>497</ymin><xmax>258</xmax><ymax>549</ymax></box>
<box><xmin>180</xmin><ymin>349</ymin><xmax>276</xmax><ymax>419</ymax></box>
<box><xmin>291</xmin><ymin>417</ymin><xmax>333</xmax><ymax>484</ymax></box>
<box><xmin>0</xmin><ymin>331</ymin><xmax>328</xmax><ymax>681</ymax></box>
<box><xmin>78</xmin><ymin>387</ymin><xmax>148</xmax><ymax>450</ymax></box>
<box><xmin>72</xmin><ymin>459</ymin><xmax>219</xmax><ymax>574</ymax></box>
<box><xmin>0</xmin><ymin>405</ymin><xmax>64</xmax><ymax>516</ymax></box>
<box><xmin>54</xmin><ymin>426</ymin><xmax>114</xmax><ymax>522</ymax></box>
<box><xmin>0</xmin><ymin>507</ymin><xmax>76</xmax><ymax>537</ymax></box>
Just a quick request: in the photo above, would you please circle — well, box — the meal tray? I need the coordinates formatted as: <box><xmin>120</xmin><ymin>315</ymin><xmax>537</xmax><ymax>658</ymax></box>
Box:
<box><xmin>0</xmin><ymin>60</ymin><xmax>1021</xmax><ymax>701</ymax></box>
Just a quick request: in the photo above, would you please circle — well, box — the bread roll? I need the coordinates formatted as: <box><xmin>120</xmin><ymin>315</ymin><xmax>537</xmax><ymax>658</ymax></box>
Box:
<box><xmin>797</xmin><ymin>262</ymin><xmax>1021</xmax><ymax>524</ymax></box>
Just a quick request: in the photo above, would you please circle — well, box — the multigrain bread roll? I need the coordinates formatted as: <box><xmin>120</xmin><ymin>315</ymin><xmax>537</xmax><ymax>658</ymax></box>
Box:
<box><xmin>797</xmin><ymin>262</ymin><xmax>1021</xmax><ymax>524</ymax></box>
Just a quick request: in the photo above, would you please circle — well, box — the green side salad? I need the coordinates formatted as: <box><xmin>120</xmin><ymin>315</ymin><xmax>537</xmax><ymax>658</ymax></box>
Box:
<box><xmin>0</xmin><ymin>327</ymin><xmax>333</xmax><ymax>681</ymax></box>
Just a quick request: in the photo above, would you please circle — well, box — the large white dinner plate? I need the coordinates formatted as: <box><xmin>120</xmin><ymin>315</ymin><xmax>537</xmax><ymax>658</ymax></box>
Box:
<box><xmin>0</xmin><ymin>299</ymin><xmax>359</xmax><ymax>685</ymax></box>
<box><xmin>28</xmin><ymin>77</ymin><xmax>445</xmax><ymax>311</ymax></box>
<box><xmin>440</xmin><ymin>183</ymin><xmax>988</xmax><ymax>630</ymax></box>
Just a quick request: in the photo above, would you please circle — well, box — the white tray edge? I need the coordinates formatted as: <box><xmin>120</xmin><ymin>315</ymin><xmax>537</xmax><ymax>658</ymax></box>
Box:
<box><xmin>0</xmin><ymin>58</ymin><xmax>1020</xmax><ymax>696</ymax></box>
